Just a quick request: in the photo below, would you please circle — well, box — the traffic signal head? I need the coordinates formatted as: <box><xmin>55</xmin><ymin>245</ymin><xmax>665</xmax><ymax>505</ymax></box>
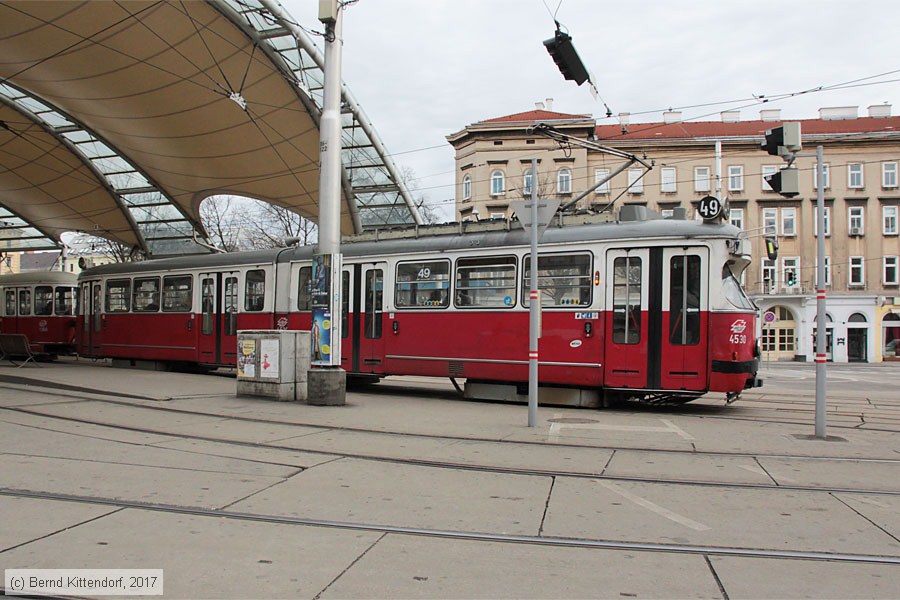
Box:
<box><xmin>786</xmin><ymin>270</ymin><xmax>797</xmax><ymax>286</ymax></box>
<box><xmin>762</xmin><ymin>122</ymin><xmax>802</xmax><ymax>157</ymax></box>
<box><xmin>543</xmin><ymin>29</ymin><xmax>590</xmax><ymax>85</ymax></box>
<box><xmin>764</xmin><ymin>236</ymin><xmax>779</xmax><ymax>260</ymax></box>
<box><xmin>764</xmin><ymin>166</ymin><xmax>800</xmax><ymax>198</ymax></box>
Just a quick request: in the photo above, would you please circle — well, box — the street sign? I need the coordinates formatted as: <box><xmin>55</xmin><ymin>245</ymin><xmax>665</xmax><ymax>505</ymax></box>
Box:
<box><xmin>764</xmin><ymin>310</ymin><xmax>776</xmax><ymax>324</ymax></box>
<box><xmin>510</xmin><ymin>198</ymin><xmax>561</xmax><ymax>238</ymax></box>
<box><xmin>697</xmin><ymin>195</ymin><xmax>724</xmax><ymax>221</ymax></box>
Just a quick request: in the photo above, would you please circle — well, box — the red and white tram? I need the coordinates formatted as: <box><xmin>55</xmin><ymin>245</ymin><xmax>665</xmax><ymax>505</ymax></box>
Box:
<box><xmin>76</xmin><ymin>214</ymin><xmax>761</xmax><ymax>404</ymax></box>
<box><xmin>0</xmin><ymin>271</ymin><xmax>78</xmax><ymax>357</ymax></box>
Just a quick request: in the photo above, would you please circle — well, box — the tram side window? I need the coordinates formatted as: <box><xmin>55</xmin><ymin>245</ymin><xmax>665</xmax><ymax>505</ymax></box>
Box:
<box><xmin>669</xmin><ymin>256</ymin><xmax>701</xmax><ymax>345</ymax></box>
<box><xmin>522</xmin><ymin>253</ymin><xmax>592</xmax><ymax>307</ymax></box>
<box><xmin>34</xmin><ymin>286</ymin><xmax>53</xmax><ymax>315</ymax></box>
<box><xmin>55</xmin><ymin>286</ymin><xmax>76</xmax><ymax>315</ymax></box>
<box><xmin>162</xmin><ymin>275</ymin><xmax>192</xmax><ymax>312</ymax></box>
<box><xmin>395</xmin><ymin>260</ymin><xmax>450</xmax><ymax>308</ymax></box>
<box><xmin>245</xmin><ymin>269</ymin><xmax>265</xmax><ymax>312</ymax></box>
<box><xmin>364</xmin><ymin>269</ymin><xmax>383</xmax><ymax>339</ymax></box>
<box><xmin>224</xmin><ymin>276</ymin><xmax>238</xmax><ymax>336</ymax></box>
<box><xmin>133</xmin><ymin>277</ymin><xmax>161</xmax><ymax>312</ymax></box>
<box><xmin>105</xmin><ymin>280</ymin><xmax>131</xmax><ymax>313</ymax></box>
<box><xmin>297</xmin><ymin>267</ymin><xmax>311</xmax><ymax>310</ymax></box>
<box><xmin>455</xmin><ymin>256</ymin><xmax>517</xmax><ymax>308</ymax></box>
<box><xmin>201</xmin><ymin>278</ymin><xmax>214</xmax><ymax>335</ymax></box>
<box><xmin>342</xmin><ymin>271</ymin><xmax>350</xmax><ymax>339</ymax></box>
<box><xmin>612</xmin><ymin>256</ymin><xmax>642</xmax><ymax>344</ymax></box>
<box><xmin>5</xmin><ymin>290</ymin><xmax>16</xmax><ymax>316</ymax></box>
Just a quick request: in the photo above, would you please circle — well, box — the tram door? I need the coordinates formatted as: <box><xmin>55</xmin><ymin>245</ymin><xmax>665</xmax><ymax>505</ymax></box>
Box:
<box><xmin>197</xmin><ymin>271</ymin><xmax>239</xmax><ymax>365</ymax></box>
<box><xmin>350</xmin><ymin>263</ymin><xmax>386</xmax><ymax>373</ymax></box>
<box><xmin>80</xmin><ymin>281</ymin><xmax>103</xmax><ymax>356</ymax></box>
<box><xmin>659</xmin><ymin>248</ymin><xmax>709</xmax><ymax>391</ymax></box>
<box><xmin>605</xmin><ymin>249</ymin><xmax>649</xmax><ymax>388</ymax></box>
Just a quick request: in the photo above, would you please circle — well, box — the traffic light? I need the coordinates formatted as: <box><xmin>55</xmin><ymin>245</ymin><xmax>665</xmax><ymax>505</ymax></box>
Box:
<box><xmin>543</xmin><ymin>29</ymin><xmax>589</xmax><ymax>85</ymax></box>
<box><xmin>786</xmin><ymin>270</ymin><xmax>797</xmax><ymax>286</ymax></box>
<box><xmin>764</xmin><ymin>236</ymin><xmax>779</xmax><ymax>260</ymax></box>
<box><xmin>764</xmin><ymin>166</ymin><xmax>800</xmax><ymax>198</ymax></box>
<box><xmin>761</xmin><ymin>122</ymin><xmax>802</xmax><ymax>157</ymax></box>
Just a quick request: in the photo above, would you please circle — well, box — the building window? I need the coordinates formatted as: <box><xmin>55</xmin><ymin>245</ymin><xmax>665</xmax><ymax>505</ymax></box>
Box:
<box><xmin>884</xmin><ymin>162</ymin><xmax>898</xmax><ymax>189</ymax></box>
<box><xmin>849</xmin><ymin>256</ymin><xmax>865</xmax><ymax>287</ymax></box>
<box><xmin>557</xmin><ymin>168</ymin><xmax>572</xmax><ymax>194</ymax></box>
<box><xmin>490</xmin><ymin>170</ymin><xmax>505</xmax><ymax>196</ymax></box>
<box><xmin>727</xmin><ymin>165</ymin><xmax>743</xmax><ymax>192</ymax></box>
<box><xmin>781</xmin><ymin>207</ymin><xmax>796</xmax><ymax>236</ymax></box>
<box><xmin>814</xmin><ymin>206</ymin><xmax>831</xmax><ymax>237</ymax></box>
<box><xmin>627</xmin><ymin>169</ymin><xmax>643</xmax><ymax>194</ymax></box>
<box><xmin>884</xmin><ymin>205</ymin><xmax>898</xmax><ymax>235</ymax></box>
<box><xmin>762</xmin><ymin>258</ymin><xmax>776</xmax><ymax>291</ymax></box>
<box><xmin>848</xmin><ymin>163</ymin><xmax>864</xmax><ymax>189</ymax></box>
<box><xmin>777</xmin><ymin>328</ymin><xmax>795</xmax><ymax>352</ymax></box>
<box><xmin>813</xmin><ymin>162</ymin><xmax>830</xmax><ymax>190</ymax></box>
<box><xmin>694</xmin><ymin>166</ymin><xmax>711</xmax><ymax>192</ymax></box>
<box><xmin>762</xmin><ymin>165</ymin><xmax>778</xmax><ymax>191</ymax></box>
<box><xmin>762</xmin><ymin>207</ymin><xmax>777</xmax><ymax>236</ymax></box>
<box><xmin>815</xmin><ymin>256</ymin><xmax>832</xmax><ymax>287</ymax></box>
<box><xmin>729</xmin><ymin>207</ymin><xmax>744</xmax><ymax>230</ymax></box>
<box><xmin>660</xmin><ymin>167</ymin><xmax>677</xmax><ymax>193</ymax></box>
<box><xmin>462</xmin><ymin>175</ymin><xmax>471</xmax><ymax>200</ymax></box>
<box><xmin>849</xmin><ymin>206</ymin><xmax>864</xmax><ymax>235</ymax></box>
<box><xmin>761</xmin><ymin>328</ymin><xmax>776</xmax><ymax>352</ymax></box>
<box><xmin>884</xmin><ymin>256</ymin><xmax>899</xmax><ymax>286</ymax></box>
<box><xmin>594</xmin><ymin>169</ymin><xmax>610</xmax><ymax>194</ymax></box>
<box><xmin>523</xmin><ymin>169</ymin><xmax>533</xmax><ymax>195</ymax></box>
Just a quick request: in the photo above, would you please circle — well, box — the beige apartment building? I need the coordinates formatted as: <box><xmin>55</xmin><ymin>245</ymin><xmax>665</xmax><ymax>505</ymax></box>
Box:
<box><xmin>448</xmin><ymin>103</ymin><xmax>900</xmax><ymax>362</ymax></box>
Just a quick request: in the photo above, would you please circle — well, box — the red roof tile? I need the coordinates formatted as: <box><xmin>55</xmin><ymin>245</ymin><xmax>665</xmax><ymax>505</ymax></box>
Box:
<box><xmin>594</xmin><ymin>116</ymin><xmax>900</xmax><ymax>141</ymax></box>
<box><xmin>480</xmin><ymin>109</ymin><xmax>592</xmax><ymax>123</ymax></box>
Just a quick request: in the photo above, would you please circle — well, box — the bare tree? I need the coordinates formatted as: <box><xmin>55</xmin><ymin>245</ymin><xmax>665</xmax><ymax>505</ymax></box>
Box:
<box><xmin>200</xmin><ymin>196</ymin><xmax>241</xmax><ymax>252</ymax></box>
<box><xmin>399</xmin><ymin>165</ymin><xmax>445</xmax><ymax>224</ymax></box>
<box><xmin>241</xmin><ymin>202</ymin><xmax>317</xmax><ymax>249</ymax></box>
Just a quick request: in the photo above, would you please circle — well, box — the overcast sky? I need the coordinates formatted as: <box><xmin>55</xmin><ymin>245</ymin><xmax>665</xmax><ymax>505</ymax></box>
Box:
<box><xmin>280</xmin><ymin>0</ymin><xmax>900</xmax><ymax>219</ymax></box>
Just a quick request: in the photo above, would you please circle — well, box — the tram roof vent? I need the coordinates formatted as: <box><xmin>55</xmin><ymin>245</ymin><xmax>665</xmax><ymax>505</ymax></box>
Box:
<box><xmin>618</xmin><ymin>205</ymin><xmax>658</xmax><ymax>222</ymax></box>
<box><xmin>672</xmin><ymin>207</ymin><xmax>688</xmax><ymax>220</ymax></box>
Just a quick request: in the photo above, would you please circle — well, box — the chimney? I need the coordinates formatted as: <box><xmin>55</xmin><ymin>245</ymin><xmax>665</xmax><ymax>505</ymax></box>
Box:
<box><xmin>868</xmin><ymin>104</ymin><xmax>892</xmax><ymax>118</ymax></box>
<box><xmin>663</xmin><ymin>110</ymin><xmax>682</xmax><ymax>124</ymax></box>
<box><xmin>535</xmin><ymin>101</ymin><xmax>545</xmax><ymax>111</ymax></box>
<box><xmin>618</xmin><ymin>112</ymin><xmax>630</xmax><ymax>125</ymax></box>
<box><xmin>720</xmin><ymin>110</ymin><xmax>741</xmax><ymax>123</ymax></box>
<box><xmin>545</xmin><ymin>97</ymin><xmax>554</xmax><ymax>111</ymax></box>
<box><xmin>819</xmin><ymin>106</ymin><xmax>858</xmax><ymax>120</ymax></box>
<box><xmin>760</xmin><ymin>109</ymin><xmax>781</xmax><ymax>121</ymax></box>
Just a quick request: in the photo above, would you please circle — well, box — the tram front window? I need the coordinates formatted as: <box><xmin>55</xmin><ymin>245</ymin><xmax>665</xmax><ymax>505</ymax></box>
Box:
<box><xmin>722</xmin><ymin>264</ymin><xmax>755</xmax><ymax>310</ymax></box>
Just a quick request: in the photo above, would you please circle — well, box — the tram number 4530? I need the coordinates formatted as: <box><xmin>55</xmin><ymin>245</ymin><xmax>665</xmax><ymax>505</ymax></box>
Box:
<box><xmin>729</xmin><ymin>334</ymin><xmax>748</xmax><ymax>344</ymax></box>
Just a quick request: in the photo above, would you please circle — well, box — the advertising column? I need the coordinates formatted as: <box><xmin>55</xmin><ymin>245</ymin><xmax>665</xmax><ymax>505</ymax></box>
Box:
<box><xmin>310</xmin><ymin>253</ymin><xmax>342</xmax><ymax>367</ymax></box>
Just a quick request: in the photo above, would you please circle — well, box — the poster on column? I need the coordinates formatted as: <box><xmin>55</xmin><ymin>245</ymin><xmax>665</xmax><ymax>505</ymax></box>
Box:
<box><xmin>311</xmin><ymin>253</ymin><xmax>333</xmax><ymax>366</ymax></box>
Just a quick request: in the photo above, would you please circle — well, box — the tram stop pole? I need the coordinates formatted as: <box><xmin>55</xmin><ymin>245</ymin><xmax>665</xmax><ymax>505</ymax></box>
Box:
<box><xmin>814</xmin><ymin>146</ymin><xmax>827</xmax><ymax>438</ymax></box>
<box><xmin>307</xmin><ymin>0</ymin><xmax>346</xmax><ymax>405</ymax></box>
<box><xmin>511</xmin><ymin>159</ymin><xmax>559</xmax><ymax>427</ymax></box>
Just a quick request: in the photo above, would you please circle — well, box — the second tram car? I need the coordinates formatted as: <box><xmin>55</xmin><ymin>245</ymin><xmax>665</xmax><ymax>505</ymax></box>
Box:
<box><xmin>0</xmin><ymin>271</ymin><xmax>78</xmax><ymax>357</ymax></box>
<box><xmin>76</xmin><ymin>213</ymin><xmax>761</xmax><ymax>404</ymax></box>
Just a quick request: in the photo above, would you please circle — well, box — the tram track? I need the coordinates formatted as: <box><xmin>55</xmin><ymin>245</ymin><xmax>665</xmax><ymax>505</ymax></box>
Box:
<box><xmin>2</xmin><ymin>486</ymin><xmax>899</xmax><ymax>566</ymax></box>
<box><xmin>4</xmin><ymin>379</ymin><xmax>900</xmax><ymax>461</ymax></box>
<box><xmin>4</xmin><ymin>403</ymin><xmax>900</xmax><ymax>498</ymax></box>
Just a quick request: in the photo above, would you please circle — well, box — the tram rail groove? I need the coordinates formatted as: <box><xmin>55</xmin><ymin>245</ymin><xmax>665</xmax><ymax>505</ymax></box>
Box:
<box><xmin>4</xmin><ymin>392</ymin><xmax>900</xmax><ymax>464</ymax></box>
<box><xmin>5</xmin><ymin>405</ymin><xmax>900</xmax><ymax>498</ymax></box>
<box><xmin>2</xmin><ymin>487</ymin><xmax>898</xmax><ymax>566</ymax></box>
